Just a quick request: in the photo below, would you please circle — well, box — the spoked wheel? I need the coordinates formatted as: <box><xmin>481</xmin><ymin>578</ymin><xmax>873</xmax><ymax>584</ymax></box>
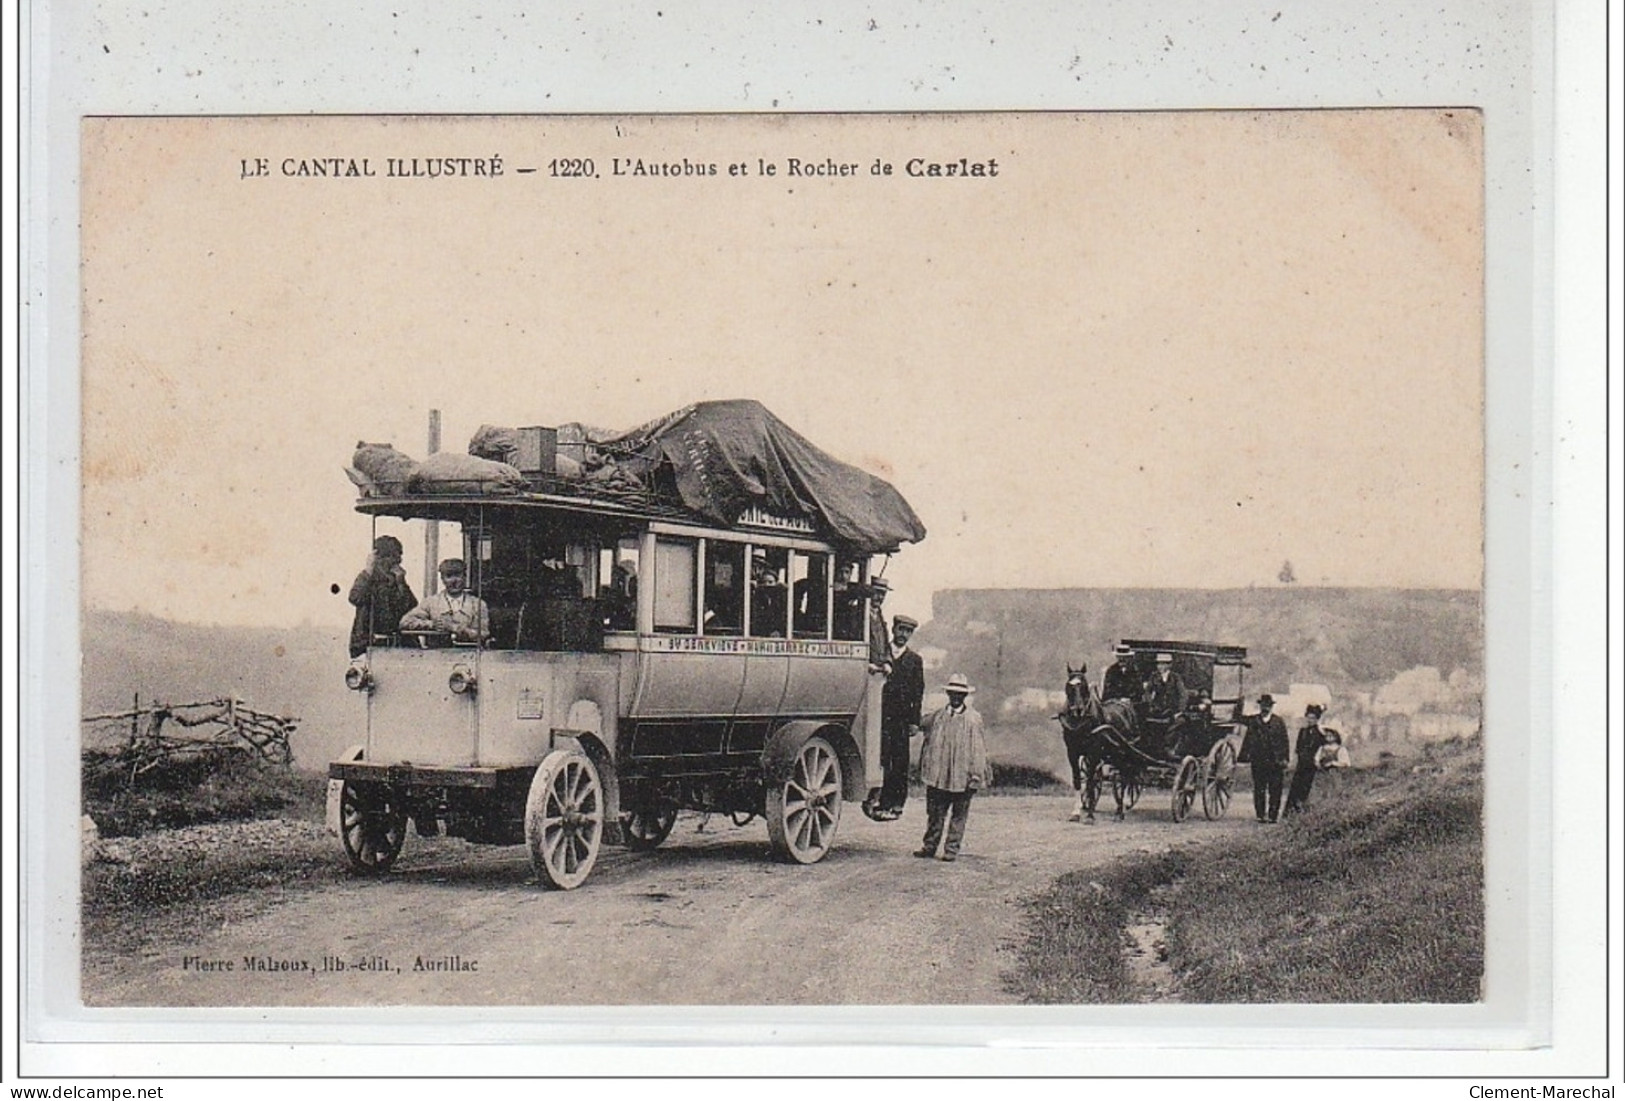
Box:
<box><xmin>766</xmin><ymin>735</ymin><xmax>843</xmax><ymax>864</ymax></box>
<box><xmin>1082</xmin><ymin>762</ymin><xmax>1103</xmax><ymax>816</ymax></box>
<box><xmin>624</xmin><ymin>805</ymin><xmax>678</xmax><ymax>851</ymax></box>
<box><xmin>1113</xmin><ymin>772</ymin><xmax>1142</xmax><ymax>811</ymax></box>
<box><xmin>1203</xmin><ymin>739</ymin><xmax>1237</xmax><ymax>820</ymax></box>
<box><xmin>525</xmin><ymin>748</ymin><xmax>605</xmax><ymax>889</ymax></box>
<box><xmin>338</xmin><ymin>781</ymin><xmax>407</xmax><ymax>874</ymax></box>
<box><xmin>1170</xmin><ymin>756</ymin><xmax>1200</xmax><ymax>823</ymax></box>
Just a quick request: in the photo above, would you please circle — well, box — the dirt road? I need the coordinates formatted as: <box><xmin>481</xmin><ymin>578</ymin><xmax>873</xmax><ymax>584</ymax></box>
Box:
<box><xmin>84</xmin><ymin>792</ymin><xmax>1254</xmax><ymax>1006</ymax></box>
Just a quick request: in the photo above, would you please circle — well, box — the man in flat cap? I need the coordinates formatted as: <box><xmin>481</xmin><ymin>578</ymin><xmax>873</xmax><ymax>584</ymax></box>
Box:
<box><xmin>1285</xmin><ymin>703</ymin><xmax>1331</xmax><ymax>816</ymax></box>
<box><xmin>1238</xmin><ymin>693</ymin><xmax>1291</xmax><ymax>822</ymax></box>
<box><xmin>914</xmin><ymin>674</ymin><xmax>989</xmax><ymax>862</ymax></box>
<box><xmin>348</xmin><ymin>535</ymin><xmax>417</xmax><ymax>658</ymax></box>
<box><xmin>399</xmin><ymin>558</ymin><xmax>491</xmax><ymax>645</ymax></box>
<box><xmin>865</xmin><ymin>613</ymin><xmax>925</xmax><ymax>821</ymax></box>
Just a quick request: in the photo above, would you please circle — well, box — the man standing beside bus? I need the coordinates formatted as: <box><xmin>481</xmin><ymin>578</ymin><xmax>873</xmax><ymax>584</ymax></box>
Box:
<box><xmin>865</xmin><ymin>614</ymin><xmax>924</xmax><ymax>821</ymax></box>
<box><xmin>913</xmin><ymin>674</ymin><xmax>989</xmax><ymax>862</ymax></box>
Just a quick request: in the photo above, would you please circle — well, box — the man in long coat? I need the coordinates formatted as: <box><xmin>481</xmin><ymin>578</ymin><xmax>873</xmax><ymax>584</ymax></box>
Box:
<box><xmin>867</xmin><ymin>614</ymin><xmax>924</xmax><ymax>820</ymax></box>
<box><xmin>1238</xmin><ymin>693</ymin><xmax>1291</xmax><ymax>823</ymax></box>
<box><xmin>1100</xmin><ymin>643</ymin><xmax>1140</xmax><ymax>703</ymax></box>
<box><xmin>348</xmin><ymin>535</ymin><xmax>417</xmax><ymax>658</ymax></box>
<box><xmin>913</xmin><ymin>674</ymin><xmax>990</xmax><ymax>862</ymax></box>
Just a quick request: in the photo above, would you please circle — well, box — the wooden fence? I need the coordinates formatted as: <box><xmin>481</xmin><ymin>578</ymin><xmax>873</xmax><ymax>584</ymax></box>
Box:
<box><xmin>82</xmin><ymin>695</ymin><xmax>297</xmax><ymax>785</ymax></box>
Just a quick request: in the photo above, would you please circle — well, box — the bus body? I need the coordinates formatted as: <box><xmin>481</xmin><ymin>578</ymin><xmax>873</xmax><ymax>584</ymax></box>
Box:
<box><xmin>329</xmin><ymin>489</ymin><xmax>890</xmax><ymax>887</ymax></box>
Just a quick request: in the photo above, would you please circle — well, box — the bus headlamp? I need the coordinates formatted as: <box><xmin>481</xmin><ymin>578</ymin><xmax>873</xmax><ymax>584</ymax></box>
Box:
<box><xmin>344</xmin><ymin>661</ymin><xmax>374</xmax><ymax>692</ymax></box>
<box><xmin>449</xmin><ymin>663</ymin><xmax>478</xmax><ymax>695</ymax></box>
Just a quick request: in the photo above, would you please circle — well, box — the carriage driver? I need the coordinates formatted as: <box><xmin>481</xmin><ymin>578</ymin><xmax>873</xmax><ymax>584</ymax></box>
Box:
<box><xmin>1101</xmin><ymin>643</ymin><xmax>1139</xmax><ymax>703</ymax></box>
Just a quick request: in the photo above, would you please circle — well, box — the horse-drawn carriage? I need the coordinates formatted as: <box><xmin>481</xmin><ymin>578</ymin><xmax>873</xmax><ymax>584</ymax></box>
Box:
<box><xmin>1059</xmin><ymin>640</ymin><xmax>1249</xmax><ymax>823</ymax></box>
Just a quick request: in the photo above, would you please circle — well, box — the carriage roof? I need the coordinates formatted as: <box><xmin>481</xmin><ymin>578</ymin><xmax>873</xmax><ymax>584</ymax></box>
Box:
<box><xmin>1120</xmin><ymin>640</ymin><xmax>1249</xmax><ymax>666</ymax></box>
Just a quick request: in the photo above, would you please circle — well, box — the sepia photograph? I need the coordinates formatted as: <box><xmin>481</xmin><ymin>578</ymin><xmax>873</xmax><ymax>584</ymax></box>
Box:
<box><xmin>71</xmin><ymin>110</ymin><xmax>1490</xmax><ymax>1012</ymax></box>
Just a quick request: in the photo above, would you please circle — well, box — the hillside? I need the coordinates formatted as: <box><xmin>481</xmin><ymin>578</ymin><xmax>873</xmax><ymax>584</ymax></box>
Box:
<box><xmin>917</xmin><ymin>586</ymin><xmax>1481</xmax><ymax>704</ymax></box>
<box><xmin>81</xmin><ymin>610</ymin><xmax>358</xmax><ymax>768</ymax></box>
<box><xmin>81</xmin><ymin>586</ymin><xmax>1480</xmax><ymax>777</ymax></box>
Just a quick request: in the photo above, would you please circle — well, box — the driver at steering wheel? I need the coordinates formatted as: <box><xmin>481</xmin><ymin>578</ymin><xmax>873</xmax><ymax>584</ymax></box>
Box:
<box><xmin>399</xmin><ymin>558</ymin><xmax>491</xmax><ymax>646</ymax></box>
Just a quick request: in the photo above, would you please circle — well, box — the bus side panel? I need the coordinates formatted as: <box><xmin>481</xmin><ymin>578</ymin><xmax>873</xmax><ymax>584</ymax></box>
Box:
<box><xmin>475</xmin><ymin>651</ymin><xmax>624</xmax><ymax>767</ymax></box>
<box><xmin>631</xmin><ymin>651</ymin><xmax>746</xmax><ymax>719</ymax></box>
<box><xmin>780</xmin><ymin>654</ymin><xmax>867</xmax><ymax>720</ymax></box>
<box><xmin>365</xmin><ymin>649</ymin><xmax>479</xmax><ymax>767</ymax></box>
<box><xmin>738</xmin><ymin>655</ymin><xmax>789</xmax><ymax>717</ymax></box>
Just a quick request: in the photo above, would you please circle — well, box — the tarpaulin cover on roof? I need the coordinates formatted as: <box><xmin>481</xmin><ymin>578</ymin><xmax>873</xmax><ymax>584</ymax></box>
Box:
<box><xmin>605</xmin><ymin>400</ymin><xmax>926</xmax><ymax>553</ymax></box>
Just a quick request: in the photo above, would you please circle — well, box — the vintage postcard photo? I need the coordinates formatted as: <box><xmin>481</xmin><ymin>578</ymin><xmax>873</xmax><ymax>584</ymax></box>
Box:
<box><xmin>71</xmin><ymin>111</ymin><xmax>1486</xmax><ymax>1014</ymax></box>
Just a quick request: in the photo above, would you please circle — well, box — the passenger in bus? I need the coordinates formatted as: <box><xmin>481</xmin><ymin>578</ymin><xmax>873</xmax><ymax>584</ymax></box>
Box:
<box><xmin>347</xmin><ymin>535</ymin><xmax>417</xmax><ymax>658</ymax></box>
<box><xmin>750</xmin><ymin>548</ymin><xmax>788</xmax><ymax>637</ymax></box>
<box><xmin>599</xmin><ymin>561</ymin><xmax>638</xmax><ymax>632</ymax></box>
<box><xmin>399</xmin><ymin>558</ymin><xmax>491</xmax><ymax>645</ymax></box>
<box><xmin>866</xmin><ymin>577</ymin><xmax>892</xmax><ymax>671</ymax></box>
<box><xmin>831</xmin><ymin>561</ymin><xmax>869</xmax><ymax>641</ymax></box>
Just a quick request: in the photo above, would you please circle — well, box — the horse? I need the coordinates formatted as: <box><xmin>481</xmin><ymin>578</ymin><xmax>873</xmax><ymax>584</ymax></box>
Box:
<box><xmin>1057</xmin><ymin>664</ymin><xmax>1140</xmax><ymax>823</ymax></box>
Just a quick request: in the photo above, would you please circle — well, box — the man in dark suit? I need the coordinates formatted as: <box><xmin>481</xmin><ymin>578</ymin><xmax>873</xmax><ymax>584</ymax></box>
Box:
<box><xmin>1101</xmin><ymin>643</ymin><xmax>1140</xmax><ymax>703</ymax></box>
<box><xmin>1239</xmin><ymin>693</ymin><xmax>1291</xmax><ymax>823</ymax></box>
<box><xmin>866</xmin><ymin>614</ymin><xmax>925</xmax><ymax>821</ymax></box>
<box><xmin>347</xmin><ymin>535</ymin><xmax>416</xmax><ymax>658</ymax></box>
<box><xmin>1141</xmin><ymin>652</ymin><xmax>1188</xmax><ymax>721</ymax></box>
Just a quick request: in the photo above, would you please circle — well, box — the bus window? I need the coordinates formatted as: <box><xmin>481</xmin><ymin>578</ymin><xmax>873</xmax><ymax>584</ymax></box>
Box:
<box><xmin>791</xmin><ymin>551</ymin><xmax>830</xmax><ymax>639</ymax></box>
<box><xmin>749</xmin><ymin>545</ymin><xmax>790</xmax><ymax>638</ymax></box>
<box><xmin>832</xmin><ymin>555</ymin><xmax>868</xmax><ymax>641</ymax></box>
<box><xmin>653</xmin><ymin>537</ymin><xmax>698</xmax><ymax>633</ymax></box>
<box><xmin>702</xmin><ymin>539</ymin><xmax>745</xmax><ymax>635</ymax></box>
<box><xmin>597</xmin><ymin>535</ymin><xmax>640</xmax><ymax>632</ymax></box>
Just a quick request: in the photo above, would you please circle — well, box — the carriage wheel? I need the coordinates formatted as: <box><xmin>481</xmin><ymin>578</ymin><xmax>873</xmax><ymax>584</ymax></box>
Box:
<box><xmin>1202</xmin><ymin>739</ymin><xmax>1237</xmax><ymax>820</ymax></box>
<box><xmin>1082</xmin><ymin>762</ymin><xmax>1103</xmax><ymax>815</ymax></box>
<box><xmin>1114</xmin><ymin>773</ymin><xmax>1142</xmax><ymax>811</ymax></box>
<box><xmin>624</xmin><ymin>805</ymin><xmax>678</xmax><ymax>851</ymax></box>
<box><xmin>766</xmin><ymin>735</ymin><xmax>843</xmax><ymax>864</ymax></box>
<box><xmin>1170</xmin><ymin>757</ymin><xmax>1200</xmax><ymax>823</ymax></box>
<box><xmin>338</xmin><ymin>781</ymin><xmax>407</xmax><ymax>874</ymax></box>
<box><xmin>525</xmin><ymin>748</ymin><xmax>605</xmax><ymax>890</ymax></box>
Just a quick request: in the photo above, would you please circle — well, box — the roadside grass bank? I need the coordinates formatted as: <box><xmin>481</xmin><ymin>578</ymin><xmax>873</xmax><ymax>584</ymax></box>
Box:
<box><xmin>84</xmin><ymin>754</ymin><xmax>328</xmax><ymax>838</ymax></box>
<box><xmin>1008</xmin><ymin>740</ymin><xmax>1482</xmax><ymax>1003</ymax></box>
<box><xmin>83</xmin><ymin>763</ymin><xmax>334</xmax><ymax>948</ymax></box>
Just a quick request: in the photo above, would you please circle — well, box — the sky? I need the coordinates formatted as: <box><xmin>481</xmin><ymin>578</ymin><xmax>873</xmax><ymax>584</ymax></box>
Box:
<box><xmin>79</xmin><ymin>111</ymin><xmax>1484</xmax><ymax>630</ymax></box>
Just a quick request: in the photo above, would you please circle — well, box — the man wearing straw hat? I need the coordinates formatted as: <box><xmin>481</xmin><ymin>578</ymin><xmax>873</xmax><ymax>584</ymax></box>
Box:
<box><xmin>1100</xmin><ymin>642</ymin><xmax>1140</xmax><ymax>703</ymax></box>
<box><xmin>913</xmin><ymin>674</ymin><xmax>990</xmax><ymax>863</ymax></box>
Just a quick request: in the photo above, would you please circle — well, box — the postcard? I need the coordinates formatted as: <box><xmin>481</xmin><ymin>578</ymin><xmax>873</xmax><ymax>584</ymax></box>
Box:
<box><xmin>63</xmin><ymin>110</ymin><xmax>1499</xmax><ymax>1024</ymax></box>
